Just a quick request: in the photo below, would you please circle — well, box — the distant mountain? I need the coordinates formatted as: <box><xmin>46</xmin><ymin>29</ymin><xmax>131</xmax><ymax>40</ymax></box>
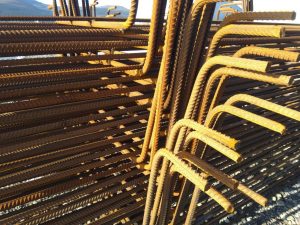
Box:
<box><xmin>0</xmin><ymin>0</ymin><xmax>129</xmax><ymax>18</ymax></box>
<box><xmin>0</xmin><ymin>0</ymin><xmax>52</xmax><ymax>16</ymax></box>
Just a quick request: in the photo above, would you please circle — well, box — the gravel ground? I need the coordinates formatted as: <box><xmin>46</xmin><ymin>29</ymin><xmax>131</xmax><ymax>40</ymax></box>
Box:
<box><xmin>220</xmin><ymin>176</ymin><xmax>300</xmax><ymax>225</ymax></box>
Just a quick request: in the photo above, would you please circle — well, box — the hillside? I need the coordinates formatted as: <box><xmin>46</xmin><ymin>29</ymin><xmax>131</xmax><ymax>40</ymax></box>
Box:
<box><xmin>0</xmin><ymin>0</ymin><xmax>51</xmax><ymax>16</ymax></box>
<box><xmin>0</xmin><ymin>0</ymin><xmax>129</xmax><ymax>17</ymax></box>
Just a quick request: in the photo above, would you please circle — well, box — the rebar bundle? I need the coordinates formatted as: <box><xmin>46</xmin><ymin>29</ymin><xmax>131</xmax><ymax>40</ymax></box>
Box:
<box><xmin>0</xmin><ymin>0</ymin><xmax>299</xmax><ymax>224</ymax></box>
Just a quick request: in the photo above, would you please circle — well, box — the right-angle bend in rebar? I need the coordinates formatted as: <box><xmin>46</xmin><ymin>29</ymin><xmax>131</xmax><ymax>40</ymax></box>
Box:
<box><xmin>145</xmin><ymin>124</ymin><xmax>237</xmax><ymax>224</ymax></box>
<box><xmin>167</xmin><ymin>0</ymin><xmax>228</xmax><ymax>133</ymax></box>
<box><xmin>225</xmin><ymin>94</ymin><xmax>300</xmax><ymax>122</ymax></box>
<box><xmin>205</xmin><ymin>104</ymin><xmax>286</xmax><ymax>135</ymax></box>
<box><xmin>136</xmin><ymin>0</ymin><xmax>179</xmax><ymax>165</ymax></box>
<box><xmin>173</xmin><ymin>56</ymin><xmax>270</xmax><ymax>153</ymax></box>
<box><xmin>168</xmin><ymin>118</ymin><xmax>239</xmax><ymax>152</ymax></box>
<box><xmin>202</xmin><ymin>47</ymin><xmax>299</xmax><ymax>122</ymax></box>
<box><xmin>220</xmin><ymin>11</ymin><xmax>296</xmax><ymax>28</ymax></box>
<box><xmin>182</xmin><ymin>131</ymin><xmax>242</xmax><ymax>162</ymax></box>
<box><xmin>206</xmin><ymin>24</ymin><xmax>285</xmax><ymax>58</ymax></box>
<box><xmin>199</xmin><ymin>67</ymin><xmax>293</xmax><ymax>123</ymax></box>
<box><xmin>141</xmin><ymin>0</ymin><xmax>167</xmax><ymax>75</ymax></box>
<box><xmin>142</xmin><ymin>148</ymin><xmax>209</xmax><ymax>225</ymax></box>
<box><xmin>233</xmin><ymin>46</ymin><xmax>300</xmax><ymax>62</ymax></box>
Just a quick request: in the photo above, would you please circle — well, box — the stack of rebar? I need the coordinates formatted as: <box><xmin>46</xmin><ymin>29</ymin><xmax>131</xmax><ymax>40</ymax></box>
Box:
<box><xmin>0</xmin><ymin>1</ymin><xmax>167</xmax><ymax>223</ymax></box>
<box><xmin>0</xmin><ymin>0</ymin><xmax>299</xmax><ymax>225</ymax></box>
<box><xmin>142</xmin><ymin>2</ymin><xmax>300</xmax><ymax>225</ymax></box>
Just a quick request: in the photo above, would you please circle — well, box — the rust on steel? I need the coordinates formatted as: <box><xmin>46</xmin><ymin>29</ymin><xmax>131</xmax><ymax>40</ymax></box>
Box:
<box><xmin>0</xmin><ymin>0</ymin><xmax>300</xmax><ymax>224</ymax></box>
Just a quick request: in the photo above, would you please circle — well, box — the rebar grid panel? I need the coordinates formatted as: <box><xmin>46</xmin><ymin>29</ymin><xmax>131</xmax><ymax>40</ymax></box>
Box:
<box><xmin>142</xmin><ymin>4</ymin><xmax>300</xmax><ymax>225</ymax></box>
<box><xmin>0</xmin><ymin>2</ymin><xmax>162</xmax><ymax>223</ymax></box>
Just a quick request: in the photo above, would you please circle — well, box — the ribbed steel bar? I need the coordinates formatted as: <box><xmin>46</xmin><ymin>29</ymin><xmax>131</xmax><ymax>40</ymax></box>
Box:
<box><xmin>220</xmin><ymin>11</ymin><xmax>296</xmax><ymax>28</ymax></box>
<box><xmin>0</xmin><ymin>16</ymin><xmax>151</xmax><ymax>22</ymax></box>
<box><xmin>1</xmin><ymin>2</ymin><xmax>300</xmax><ymax>224</ymax></box>
<box><xmin>0</xmin><ymin>53</ymin><xmax>146</xmax><ymax>68</ymax></box>
<box><xmin>0</xmin><ymin>40</ymin><xmax>148</xmax><ymax>56</ymax></box>
<box><xmin>150</xmin><ymin>9</ymin><xmax>300</xmax><ymax>224</ymax></box>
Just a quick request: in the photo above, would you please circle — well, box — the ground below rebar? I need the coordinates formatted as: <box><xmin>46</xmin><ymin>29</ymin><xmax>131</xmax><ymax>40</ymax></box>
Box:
<box><xmin>220</xmin><ymin>176</ymin><xmax>300</xmax><ymax>225</ymax></box>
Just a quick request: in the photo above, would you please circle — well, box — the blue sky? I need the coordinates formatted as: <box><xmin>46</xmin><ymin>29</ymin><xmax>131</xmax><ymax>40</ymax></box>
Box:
<box><xmin>37</xmin><ymin>0</ymin><xmax>299</xmax><ymax>23</ymax></box>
